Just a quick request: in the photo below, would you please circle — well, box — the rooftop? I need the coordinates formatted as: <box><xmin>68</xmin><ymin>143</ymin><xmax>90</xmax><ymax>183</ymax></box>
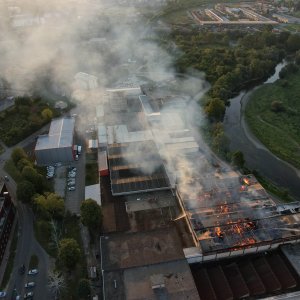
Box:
<box><xmin>35</xmin><ymin>118</ymin><xmax>75</xmax><ymax>150</ymax></box>
<box><xmin>107</xmin><ymin>141</ymin><xmax>170</xmax><ymax>195</ymax></box>
<box><xmin>177</xmin><ymin>171</ymin><xmax>300</xmax><ymax>255</ymax></box>
<box><xmin>123</xmin><ymin>260</ymin><xmax>200</xmax><ymax>300</ymax></box>
<box><xmin>106</xmin><ymin>125</ymin><xmax>153</xmax><ymax>144</ymax></box>
<box><xmin>101</xmin><ymin>227</ymin><xmax>184</xmax><ymax>271</ymax></box>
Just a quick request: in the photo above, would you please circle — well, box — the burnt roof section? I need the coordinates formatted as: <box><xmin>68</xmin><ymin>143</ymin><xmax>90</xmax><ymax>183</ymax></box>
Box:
<box><xmin>107</xmin><ymin>141</ymin><xmax>170</xmax><ymax>195</ymax></box>
<box><xmin>177</xmin><ymin>170</ymin><xmax>300</xmax><ymax>255</ymax></box>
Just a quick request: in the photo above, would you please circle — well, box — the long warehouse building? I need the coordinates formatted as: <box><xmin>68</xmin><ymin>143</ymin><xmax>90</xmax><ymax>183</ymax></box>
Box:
<box><xmin>35</xmin><ymin>117</ymin><xmax>75</xmax><ymax>165</ymax></box>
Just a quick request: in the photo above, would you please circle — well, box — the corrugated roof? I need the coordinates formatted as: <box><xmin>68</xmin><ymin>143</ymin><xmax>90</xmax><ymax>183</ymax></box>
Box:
<box><xmin>106</xmin><ymin>125</ymin><xmax>152</xmax><ymax>144</ymax></box>
<box><xmin>35</xmin><ymin>118</ymin><xmax>75</xmax><ymax>150</ymax></box>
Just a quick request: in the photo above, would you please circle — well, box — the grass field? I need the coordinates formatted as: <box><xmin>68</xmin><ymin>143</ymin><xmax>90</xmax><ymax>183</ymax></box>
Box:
<box><xmin>283</xmin><ymin>23</ymin><xmax>300</xmax><ymax>32</ymax></box>
<box><xmin>245</xmin><ymin>71</ymin><xmax>300</xmax><ymax>169</ymax></box>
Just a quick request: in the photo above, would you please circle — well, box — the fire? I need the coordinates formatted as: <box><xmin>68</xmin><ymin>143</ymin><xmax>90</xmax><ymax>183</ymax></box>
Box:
<box><xmin>220</xmin><ymin>205</ymin><xmax>229</xmax><ymax>213</ymax></box>
<box><xmin>215</xmin><ymin>227</ymin><xmax>224</xmax><ymax>239</ymax></box>
<box><xmin>243</xmin><ymin>178</ymin><xmax>250</xmax><ymax>185</ymax></box>
<box><xmin>238</xmin><ymin>238</ymin><xmax>256</xmax><ymax>246</ymax></box>
<box><xmin>174</xmin><ymin>213</ymin><xmax>186</xmax><ymax>221</ymax></box>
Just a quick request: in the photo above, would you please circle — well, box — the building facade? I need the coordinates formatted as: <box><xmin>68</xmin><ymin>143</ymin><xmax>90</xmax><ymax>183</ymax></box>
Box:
<box><xmin>0</xmin><ymin>183</ymin><xmax>16</xmax><ymax>268</ymax></box>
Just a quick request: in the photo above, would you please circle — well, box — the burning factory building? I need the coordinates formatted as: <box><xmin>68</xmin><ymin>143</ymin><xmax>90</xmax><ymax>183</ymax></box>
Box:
<box><xmin>176</xmin><ymin>169</ymin><xmax>300</xmax><ymax>263</ymax></box>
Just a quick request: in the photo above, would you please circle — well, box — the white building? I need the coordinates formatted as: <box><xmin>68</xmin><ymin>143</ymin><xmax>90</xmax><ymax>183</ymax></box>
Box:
<box><xmin>74</xmin><ymin>72</ymin><xmax>98</xmax><ymax>90</ymax></box>
<box><xmin>35</xmin><ymin>118</ymin><xmax>75</xmax><ymax>165</ymax></box>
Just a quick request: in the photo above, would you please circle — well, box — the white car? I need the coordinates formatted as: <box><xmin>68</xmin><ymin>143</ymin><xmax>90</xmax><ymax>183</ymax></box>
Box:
<box><xmin>25</xmin><ymin>282</ymin><xmax>35</xmax><ymax>288</ymax></box>
<box><xmin>68</xmin><ymin>186</ymin><xmax>75</xmax><ymax>191</ymax></box>
<box><xmin>0</xmin><ymin>291</ymin><xmax>6</xmax><ymax>298</ymax></box>
<box><xmin>24</xmin><ymin>291</ymin><xmax>33</xmax><ymax>299</ymax></box>
<box><xmin>28</xmin><ymin>269</ymin><xmax>38</xmax><ymax>275</ymax></box>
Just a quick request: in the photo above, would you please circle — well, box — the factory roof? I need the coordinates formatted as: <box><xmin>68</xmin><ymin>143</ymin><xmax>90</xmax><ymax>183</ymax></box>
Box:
<box><xmin>107</xmin><ymin>141</ymin><xmax>170</xmax><ymax>195</ymax></box>
<box><xmin>139</xmin><ymin>95</ymin><xmax>160</xmax><ymax>116</ymax></box>
<box><xmin>96</xmin><ymin>105</ymin><xmax>104</xmax><ymax>118</ymax></box>
<box><xmin>191</xmin><ymin>251</ymin><xmax>299</xmax><ymax>300</ymax></box>
<box><xmin>98</xmin><ymin>150</ymin><xmax>108</xmax><ymax>172</ymax></box>
<box><xmin>97</xmin><ymin>124</ymin><xmax>107</xmax><ymax>145</ymax></box>
<box><xmin>106</xmin><ymin>125</ymin><xmax>153</xmax><ymax>144</ymax></box>
<box><xmin>88</xmin><ymin>139</ymin><xmax>98</xmax><ymax>149</ymax></box>
<box><xmin>35</xmin><ymin>117</ymin><xmax>75</xmax><ymax>150</ymax></box>
<box><xmin>85</xmin><ymin>184</ymin><xmax>101</xmax><ymax>206</ymax></box>
<box><xmin>101</xmin><ymin>227</ymin><xmax>184</xmax><ymax>271</ymax></box>
<box><xmin>177</xmin><ymin>170</ymin><xmax>300</xmax><ymax>255</ymax></box>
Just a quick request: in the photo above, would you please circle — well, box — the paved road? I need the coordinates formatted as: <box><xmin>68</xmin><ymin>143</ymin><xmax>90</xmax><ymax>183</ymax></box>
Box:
<box><xmin>0</xmin><ymin>125</ymin><xmax>52</xmax><ymax>299</ymax></box>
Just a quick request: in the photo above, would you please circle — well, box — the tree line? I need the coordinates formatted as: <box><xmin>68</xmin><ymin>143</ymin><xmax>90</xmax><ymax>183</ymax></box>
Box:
<box><xmin>11</xmin><ymin>147</ymin><xmax>102</xmax><ymax>299</ymax></box>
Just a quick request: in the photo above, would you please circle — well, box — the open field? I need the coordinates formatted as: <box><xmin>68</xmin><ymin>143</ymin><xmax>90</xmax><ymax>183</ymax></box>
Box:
<box><xmin>245</xmin><ymin>71</ymin><xmax>300</xmax><ymax>169</ymax></box>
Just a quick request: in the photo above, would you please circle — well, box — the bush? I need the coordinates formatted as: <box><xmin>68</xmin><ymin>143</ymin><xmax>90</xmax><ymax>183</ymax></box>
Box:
<box><xmin>271</xmin><ymin>101</ymin><xmax>285</xmax><ymax>112</ymax></box>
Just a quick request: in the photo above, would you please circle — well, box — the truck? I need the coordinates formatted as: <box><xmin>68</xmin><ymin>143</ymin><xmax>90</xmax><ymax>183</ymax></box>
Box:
<box><xmin>77</xmin><ymin>145</ymin><xmax>82</xmax><ymax>155</ymax></box>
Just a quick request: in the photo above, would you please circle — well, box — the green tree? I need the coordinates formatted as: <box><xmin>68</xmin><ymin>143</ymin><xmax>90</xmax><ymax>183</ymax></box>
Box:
<box><xmin>80</xmin><ymin>199</ymin><xmax>102</xmax><ymax>232</ymax></box>
<box><xmin>22</xmin><ymin>166</ymin><xmax>38</xmax><ymax>182</ymax></box>
<box><xmin>21</xmin><ymin>166</ymin><xmax>44</xmax><ymax>193</ymax></box>
<box><xmin>286</xmin><ymin>34</ymin><xmax>300</xmax><ymax>52</ymax></box>
<box><xmin>205</xmin><ymin>98</ymin><xmax>225</xmax><ymax>122</ymax></box>
<box><xmin>34</xmin><ymin>193</ymin><xmax>65</xmax><ymax>219</ymax></box>
<box><xmin>211</xmin><ymin>123</ymin><xmax>229</xmax><ymax>156</ymax></box>
<box><xmin>45</xmin><ymin>193</ymin><xmax>64</xmax><ymax>219</ymax></box>
<box><xmin>11</xmin><ymin>147</ymin><xmax>27</xmax><ymax>165</ymax></box>
<box><xmin>232</xmin><ymin>151</ymin><xmax>245</xmax><ymax>168</ymax></box>
<box><xmin>17</xmin><ymin>158</ymin><xmax>33</xmax><ymax>172</ymax></box>
<box><xmin>58</xmin><ymin>238</ymin><xmax>81</xmax><ymax>270</ymax></box>
<box><xmin>16</xmin><ymin>180</ymin><xmax>36</xmax><ymax>203</ymax></box>
<box><xmin>41</xmin><ymin>108</ymin><xmax>53</xmax><ymax>120</ymax></box>
<box><xmin>77</xmin><ymin>279</ymin><xmax>91</xmax><ymax>299</ymax></box>
<box><xmin>271</xmin><ymin>100</ymin><xmax>285</xmax><ymax>112</ymax></box>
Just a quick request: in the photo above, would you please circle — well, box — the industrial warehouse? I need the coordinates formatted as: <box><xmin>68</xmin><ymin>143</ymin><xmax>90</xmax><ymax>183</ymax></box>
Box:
<box><xmin>35</xmin><ymin>117</ymin><xmax>75</xmax><ymax>165</ymax></box>
<box><xmin>95</xmin><ymin>80</ymin><xmax>300</xmax><ymax>299</ymax></box>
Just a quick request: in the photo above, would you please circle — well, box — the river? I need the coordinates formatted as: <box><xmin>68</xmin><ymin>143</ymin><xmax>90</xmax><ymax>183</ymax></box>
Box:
<box><xmin>223</xmin><ymin>62</ymin><xmax>300</xmax><ymax>200</ymax></box>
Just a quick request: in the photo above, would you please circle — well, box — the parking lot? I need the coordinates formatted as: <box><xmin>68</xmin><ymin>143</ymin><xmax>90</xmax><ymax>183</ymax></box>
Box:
<box><xmin>52</xmin><ymin>149</ymin><xmax>86</xmax><ymax>215</ymax></box>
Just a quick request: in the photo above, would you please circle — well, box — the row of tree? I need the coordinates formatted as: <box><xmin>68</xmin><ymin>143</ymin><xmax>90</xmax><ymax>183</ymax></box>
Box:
<box><xmin>0</xmin><ymin>96</ymin><xmax>54</xmax><ymax>146</ymax></box>
<box><xmin>11</xmin><ymin>147</ymin><xmax>102</xmax><ymax>298</ymax></box>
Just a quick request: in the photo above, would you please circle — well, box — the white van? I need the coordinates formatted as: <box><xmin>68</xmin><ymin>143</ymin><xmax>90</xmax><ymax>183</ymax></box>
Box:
<box><xmin>77</xmin><ymin>145</ymin><xmax>82</xmax><ymax>155</ymax></box>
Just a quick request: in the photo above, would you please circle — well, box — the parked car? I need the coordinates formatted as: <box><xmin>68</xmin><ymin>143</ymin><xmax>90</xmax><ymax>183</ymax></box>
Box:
<box><xmin>0</xmin><ymin>291</ymin><xmax>6</xmax><ymax>298</ymax></box>
<box><xmin>24</xmin><ymin>291</ymin><xmax>33</xmax><ymax>299</ymax></box>
<box><xmin>68</xmin><ymin>173</ymin><xmax>76</xmax><ymax>178</ymax></box>
<box><xmin>25</xmin><ymin>282</ymin><xmax>35</xmax><ymax>288</ymax></box>
<box><xmin>4</xmin><ymin>176</ymin><xmax>9</xmax><ymax>182</ymax></box>
<box><xmin>68</xmin><ymin>186</ymin><xmax>75</xmax><ymax>191</ymax></box>
<box><xmin>28</xmin><ymin>269</ymin><xmax>38</xmax><ymax>275</ymax></box>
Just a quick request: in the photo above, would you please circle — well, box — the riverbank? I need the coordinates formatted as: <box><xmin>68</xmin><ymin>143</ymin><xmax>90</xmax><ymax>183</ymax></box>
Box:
<box><xmin>245</xmin><ymin>70</ymin><xmax>300</xmax><ymax>169</ymax></box>
<box><xmin>224</xmin><ymin>62</ymin><xmax>300</xmax><ymax>200</ymax></box>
